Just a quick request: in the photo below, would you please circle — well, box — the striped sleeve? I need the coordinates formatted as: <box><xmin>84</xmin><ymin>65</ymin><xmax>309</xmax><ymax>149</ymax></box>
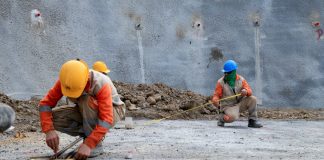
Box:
<box><xmin>84</xmin><ymin>83</ymin><xmax>113</xmax><ymax>149</ymax></box>
<box><xmin>39</xmin><ymin>80</ymin><xmax>63</xmax><ymax>133</ymax></box>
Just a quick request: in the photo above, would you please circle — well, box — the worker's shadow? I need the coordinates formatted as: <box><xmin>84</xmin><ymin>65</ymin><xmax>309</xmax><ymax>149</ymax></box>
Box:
<box><xmin>222</xmin><ymin>126</ymin><xmax>248</xmax><ymax>129</ymax></box>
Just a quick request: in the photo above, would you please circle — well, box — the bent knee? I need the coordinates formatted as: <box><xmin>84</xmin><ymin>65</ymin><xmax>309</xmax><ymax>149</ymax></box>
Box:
<box><xmin>223</xmin><ymin>114</ymin><xmax>238</xmax><ymax>123</ymax></box>
<box><xmin>248</xmin><ymin>96</ymin><xmax>257</xmax><ymax>102</ymax></box>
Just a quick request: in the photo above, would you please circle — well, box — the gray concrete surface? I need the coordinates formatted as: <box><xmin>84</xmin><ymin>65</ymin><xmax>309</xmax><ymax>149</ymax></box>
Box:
<box><xmin>0</xmin><ymin>0</ymin><xmax>324</xmax><ymax>107</ymax></box>
<box><xmin>0</xmin><ymin>120</ymin><xmax>323</xmax><ymax>159</ymax></box>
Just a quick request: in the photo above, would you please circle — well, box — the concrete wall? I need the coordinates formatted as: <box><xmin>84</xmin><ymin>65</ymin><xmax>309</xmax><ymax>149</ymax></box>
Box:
<box><xmin>0</xmin><ymin>0</ymin><xmax>323</xmax><ymax>107</ymax></box>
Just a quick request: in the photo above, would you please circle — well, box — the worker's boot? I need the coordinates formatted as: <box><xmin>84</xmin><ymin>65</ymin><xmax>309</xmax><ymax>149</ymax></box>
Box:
<box><xmin>248</xmin><ymin>119</ymin><xmax>263</xmax><ymax>128</ymax></box>
<box><xmin>217</xmin><ymin>120</ymin><xmax>225</xmax><ymax>127</ymax></box>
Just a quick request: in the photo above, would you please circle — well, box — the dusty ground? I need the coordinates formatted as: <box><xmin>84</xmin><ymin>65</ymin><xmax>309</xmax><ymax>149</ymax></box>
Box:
<box><xmin>0</xmin><ymin>120</ymin><xmax>323</xmax><ymax>160</ymax></box>
<box><xmin>0</xmin><ymin>82</ymin><xmax>323</xmax><ymax>159</ymax></box>
<box><xmin>0</xmin><ymin>81</ymin><xmax>323</xmax><ymax>133</ymax></box>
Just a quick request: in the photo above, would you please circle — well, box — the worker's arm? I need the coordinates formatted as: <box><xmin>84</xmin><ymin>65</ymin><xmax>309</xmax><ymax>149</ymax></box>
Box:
<box><xmin>241</xmin><ymin>79</ymin><xmax>252</xmax><ymax>96</ymax></box>
<box><xmin>212</xmin><ymin>81</ymin><xmax>223</xmax><ymax>107</ymax></box>
<box><xmin>83</xmin><ymin>83</ymin><xmax>113</xmax><ymax>149</ymax></box>
<box><xmin>39</xmin><ymin>80</ymin><xmax>63</xmax><ymax>133</ymax></box>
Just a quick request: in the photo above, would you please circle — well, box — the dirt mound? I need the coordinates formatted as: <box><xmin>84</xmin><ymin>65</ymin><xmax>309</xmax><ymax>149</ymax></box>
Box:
<box><xmin>1</xmin><ymin>82</ymin><xmax>324</xmax><ymax>132</ymax></box>
<box><xmin>115</xmin><ymin>81</ymin><xmax>213</xmax><ymax>120</ymax></box>
<box><xmin>115</xmin><ymin>81</ymin><xmax>324</xmax><ymax>120</ymax></box>
<box><xmin>0</xmin><ymin>93</ymin><xmax>39</xmax><ymax>132</ymax></box>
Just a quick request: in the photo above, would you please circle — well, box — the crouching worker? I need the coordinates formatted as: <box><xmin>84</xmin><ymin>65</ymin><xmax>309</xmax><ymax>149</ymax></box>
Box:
<box><xmin>212</xmin><ymin>60</ymin><xmax>263</xmax><ymax>128</ymax></box>
<box><xmin>92</xmin><ymin>61</ymin><xmax>126</xmax><ymax>121</ymax></box>
<box><xmin>39</xmin><ymin>59</ymin><xmax>124</xmax><ymax>159</ymax></box>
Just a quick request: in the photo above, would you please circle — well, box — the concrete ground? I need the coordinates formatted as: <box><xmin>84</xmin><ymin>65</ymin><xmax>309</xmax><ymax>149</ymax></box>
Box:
<box><xmin>0</xmin><ymin>120</ymin><xmax>323</xmax><ymax>160</ymax></box>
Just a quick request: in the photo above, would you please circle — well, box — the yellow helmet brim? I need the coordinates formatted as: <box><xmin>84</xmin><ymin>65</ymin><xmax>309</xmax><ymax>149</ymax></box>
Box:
<box><xmin>61</xmin><ymin>84</ymin><xmax>84</xmax><ymax>98</ymax></box>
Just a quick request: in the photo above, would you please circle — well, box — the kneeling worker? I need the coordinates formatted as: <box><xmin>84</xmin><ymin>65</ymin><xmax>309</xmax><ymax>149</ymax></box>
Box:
<box><xmin>212</xmin><ymin>60</ymin><xmax>263</xmax><ymax>128</ymax></box>
<box><xmin>39</xmin><ymin>59</ymin><xmax>124</xmax><ymax>159</ymax></box>
<box><xmin>92</xmin><ymin>61</ymin><xmax>126</xmax><ymax>121</ymax></box>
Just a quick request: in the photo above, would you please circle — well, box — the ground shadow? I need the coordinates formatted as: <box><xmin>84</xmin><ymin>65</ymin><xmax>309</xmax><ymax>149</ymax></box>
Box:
<box><xmin>222</xmin><ymin>126</ymin><xmax>248</xmax><ymax>129</ymax></box>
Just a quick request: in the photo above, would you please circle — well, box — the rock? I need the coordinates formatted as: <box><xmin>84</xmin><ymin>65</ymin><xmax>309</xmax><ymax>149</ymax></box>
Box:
<box><xmin>180</xmin><ymin>101</ymin><xmax>198</xmax><ymax>110</ymax></box>
<box><xmin>0</xmin><ymin>103</ymin><xmax>15</xmax><ymax>132</ymax></box>
<box><xmin>206</xmin><ymin>104</ymin><xmax>217</xmax><ymax>112</ymax></box>
<box><xmin>163</xmin><ymin>104</ymin><xmax>177</xmax><ymax>111</ymax></box>
<box><xmin>26</xmin><ymin>109</ymin><xmax>32</xmax><ymax>114</ymax></box>
<box><xmin>125</xmin><ymin>117</ymin><xmax>134</xmax><ymax>129</ymax></box>
<box><xmin>125</xmin><ymin>100</ymin><xmax>132</xmax><ymax>107</ymax></box>
<box><xmin>153</xmin><ymin>94</ymin><xmax>162</xmax><ymax>101</ymax></box>
<box><xmin>139</xmin><ymin>102</ymin><xmax>150</xmax><ymax>108</ymax></box>
<box><xmin>14</xmin><ymin>132</ymin><xmax>26</xmax><ymax>138</ymax></box>
<box><xmin>146</xmin><ymin>91</ymin><xmax>155</xmax><ymax>97</ymax></box>
<box><xmin>16</xmin><ymin>105</ymin><xmax>24</xmax><ymax>112</ymax></box>
<box><xmin>146</xmin><ymin>97</ymin><xmax>156</xmax><ymax>105</ymax></box>
<box><xmin>125</xmin><ymin>153</ymin><xmax>133</xmax><ymax>159</ymax></box>
<box><xmin>130</xmin><ymin>98</ymin><xmax>137</xmax><ymax>104</ymax></box>
<box><xmin>29</xmin><ymin>126</ymin><xmax>37</xmax><ymax>132</ymax></box>
<box><xmin>128</xmin><ymin>104</ymin><xmax>138</xmax><ymax>111</ymax></box>
<box><xmin>137</xmin><ymin>96</ymin><xmax>146</xmax><ymax>103</ymax></box>
<box><xmin>200</xmin><ymin>108</ymin><xmax>211</xmax><ymax>114</ymax></box>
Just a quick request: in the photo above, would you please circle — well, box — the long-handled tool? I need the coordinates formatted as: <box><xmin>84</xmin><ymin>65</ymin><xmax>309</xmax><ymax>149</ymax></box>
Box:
<box><xmin>30</xmin><ymin>137</ymin><xmax>82</xmax><ymax>160</ymax></box>
<box><xmin>50</xmin><ymin>137</ymin><xmax>83</xmax><ymax>159</ymax></box>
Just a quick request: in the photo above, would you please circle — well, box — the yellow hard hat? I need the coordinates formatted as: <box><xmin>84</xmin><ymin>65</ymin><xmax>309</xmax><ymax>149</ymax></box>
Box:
<box><xmin>93</xmin><ymin>61</ymin><xmax>110</xmax><ymax>74</ymax></box>
<box><xmin>59</xmin><ymin>59</ymin><xmax>89</xmax><ymax>98</ymax></box>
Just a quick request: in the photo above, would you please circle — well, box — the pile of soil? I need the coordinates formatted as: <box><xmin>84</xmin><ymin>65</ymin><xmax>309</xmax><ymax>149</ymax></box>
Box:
<box><xmin>0</xmin><ymin>93</ymin><xmax>39</xmax><ymax>132</ymax></box>
<box><xmin>115</xmin><ymin>81</ymin><xmax>324</xmax><ymax>120</ymax></box>
<box><xmin>1</xmin><ymin>81</ymin><xmax>323</xmax><ymax>132</ymax></box>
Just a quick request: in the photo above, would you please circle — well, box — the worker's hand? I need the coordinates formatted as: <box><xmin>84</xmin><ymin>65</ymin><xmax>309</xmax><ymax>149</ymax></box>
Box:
<box><xmin>45</xmin><ymin>130</ymin><xmax>59</xmax><ymax>153</ymax></box>
<box><xmin>74</xmin><ymin>143</ymin><xmax>91</xmax><ymax>160</ymax></box>
<box><xmin>241</xmin><ymin>89</ymin><xmax>247</xmax><ymax>97</ymax></box>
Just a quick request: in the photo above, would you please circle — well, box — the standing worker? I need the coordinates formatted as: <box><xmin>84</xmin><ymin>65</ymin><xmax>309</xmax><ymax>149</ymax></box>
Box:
<box><xmin>92</xmin><ymin>61</ymin><xmax>126</xmax><ymax>122</ymax></box>
<box><xmin>212</xmin><ymin>60</ymin><xmax>263</xmax><ymax>128</ymax></box>
<box><xmin>39</xmin><ymin>59</ymin><xmax>124</xmax><ymax>159</ymax></box>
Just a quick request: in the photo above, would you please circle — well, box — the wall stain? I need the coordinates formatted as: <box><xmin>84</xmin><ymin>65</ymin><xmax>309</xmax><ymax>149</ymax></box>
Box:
<box><xmin>207</xmin><ymin>47</ymin><xmax>223</xmax><ymax>68</ymax></box>
<box><xmin>176</xmin><ymin>24</ymin><xmax>186</xmax><ymax>39</ymax></box>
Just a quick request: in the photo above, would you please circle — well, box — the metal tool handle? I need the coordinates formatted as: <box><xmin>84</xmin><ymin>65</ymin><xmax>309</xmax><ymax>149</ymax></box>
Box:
<box><xmin>50</xmin><ymin>137</ymin><xmax>83</xmax><ymax>159</ymax></box>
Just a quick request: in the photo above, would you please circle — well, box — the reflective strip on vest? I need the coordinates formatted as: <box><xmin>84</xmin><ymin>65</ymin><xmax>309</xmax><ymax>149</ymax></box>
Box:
<box><xmin>83</xmin><ymin>119</ymin><xmax>112</xmax><ymax>130</ymax></box>
<box><xmin>82</xmin><ymin>119</ymin><xmax>112</xmax><ymax>136</ymax></box>
<box><xmin>39</xmin><ymin>106</ymin><xmax>52</xmax><ymax>112</ymax></box>
<box><xmin>98</xmin><ymin>119</ymin><xmax>112</xmax><ymax>130</ymax></box>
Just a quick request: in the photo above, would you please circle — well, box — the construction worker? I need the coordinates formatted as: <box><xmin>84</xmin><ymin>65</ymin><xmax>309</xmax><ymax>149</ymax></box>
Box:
<box><xmin>39</xmin><ymin>59</ymin><xmax>124</xmax><ymax>159</ymax></box>
<box><xmin>212</xmin><ymin>60</ymin><xmax>263</xmax><ymax>128</ymax></box>
<box><xmin>92</xmin><ymin>61</ymin><xmax>126</xmax><ymax>122</ymax></box>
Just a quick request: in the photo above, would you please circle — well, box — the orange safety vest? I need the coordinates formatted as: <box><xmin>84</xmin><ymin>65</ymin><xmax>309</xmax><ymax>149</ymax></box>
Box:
<box><xmin>212</xmin><ymin>74</ymin><xmax>252</xmax><ymax>106</ymax></box>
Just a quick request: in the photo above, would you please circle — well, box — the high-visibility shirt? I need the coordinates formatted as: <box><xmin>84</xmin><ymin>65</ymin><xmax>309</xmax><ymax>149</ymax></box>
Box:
<box><xmin>39</xmin><ymin>70</ymin><xmax>113</xmax><ymax>149</ymax></box>
<box><xmin>212</xmin><ymin>74</ymin><xmax>252</xmax><ymax>106</ymax></box>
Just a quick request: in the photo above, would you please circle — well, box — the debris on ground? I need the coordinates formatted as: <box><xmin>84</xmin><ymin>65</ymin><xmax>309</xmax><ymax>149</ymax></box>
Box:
<box><xmin>0</xmin><ymin>81</ymin><xmax>323</xmax><ymax>132</ymax></box>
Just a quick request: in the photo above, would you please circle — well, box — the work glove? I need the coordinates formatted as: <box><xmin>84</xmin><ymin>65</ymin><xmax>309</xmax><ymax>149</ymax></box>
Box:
<box><xmin>45</xmin><ymin>130</ymin><xmax>59</xmax><ymax>153</ymax></box>
<box><xmin>74</xmin><ymin>143</ymin><xmax>91</xmax><ymax>160</ymax></box>
<box><xmin>241</xmin><ymin>89</ymin><xmax>247</xmax><ymax>97</ymax></box>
